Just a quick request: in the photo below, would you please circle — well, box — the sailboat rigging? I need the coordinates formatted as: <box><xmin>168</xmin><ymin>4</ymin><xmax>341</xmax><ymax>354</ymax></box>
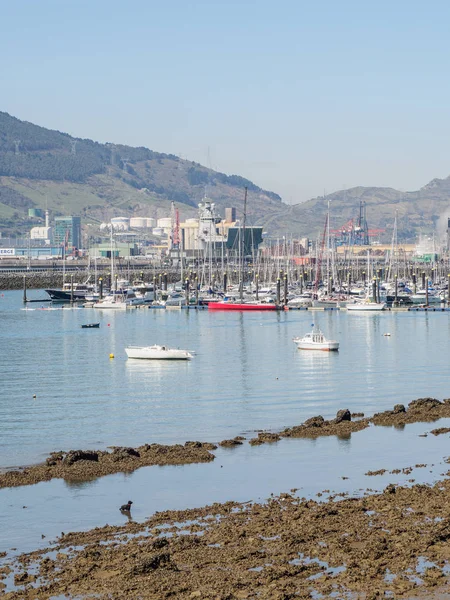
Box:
<box><xmin>208</xmin><ymin>187</ymin><xmax>277</xmax><ymax>311</ymax></box>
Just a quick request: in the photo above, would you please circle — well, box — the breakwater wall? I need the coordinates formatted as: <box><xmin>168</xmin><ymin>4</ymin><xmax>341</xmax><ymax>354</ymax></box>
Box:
<box><xmin>1</xmin><ymin>273</ymin><xmax>81</xmax><ymax>291</ymax></box>
<box><xmin>0</xmin><ymin>269</ymin><xmax>180</xmax><ymax>291</ymax></box>
<box><xmin>1</xmin><ymin>262</ymin><xmax>449</xmax><ymax>291</ymax></box>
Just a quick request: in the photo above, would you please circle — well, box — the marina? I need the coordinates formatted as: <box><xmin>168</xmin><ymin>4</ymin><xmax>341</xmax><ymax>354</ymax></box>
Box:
<box><xmin>3</xmin><ymin>288</ymin><xmax>450</xmax><ymax>472</ymax></box>
<box><xmin>3</xmin><ymin>287</ymin><xmax>450</xmax><ymax>596</ymax></box>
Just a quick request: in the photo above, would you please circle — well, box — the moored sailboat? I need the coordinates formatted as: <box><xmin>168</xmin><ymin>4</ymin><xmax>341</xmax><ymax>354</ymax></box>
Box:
<box><xmin>208</xmin><ymin>187</ymin><xmax>279</xmax><ymax>311</ymax></box>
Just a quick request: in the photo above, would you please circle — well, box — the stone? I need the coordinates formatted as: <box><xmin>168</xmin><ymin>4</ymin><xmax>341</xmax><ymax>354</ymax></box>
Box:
<box><xmin>335</xmin><ymin>409</ymin><xmax>351</xmax><ymax>423</ymax></box>
<box><xmin>63</xmin><ymin>450</ymin><xmax>98</xmax><ymax>465</ymax></box>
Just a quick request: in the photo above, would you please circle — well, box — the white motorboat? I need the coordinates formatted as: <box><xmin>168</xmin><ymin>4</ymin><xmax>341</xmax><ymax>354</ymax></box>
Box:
<box><xmin>93</xmin><ymin>295</ymin><xmax>127</xmax><ymax>309</ymax></box>
<box><xmin>92</xmin><ymin>289</ymin><xmax>145</xmax><ymax>309</ymax></box>
<box><xmin>125</xmin><ymin>345</ymin><xmax>193</xmax><ymax>360</ymax></box>
<box><xmin>346</xmin><ymin>298</ymin><xmax>386</xmax><ymax>311</ymax></box>
<box><xmin>293</xmin><ymin>326</ymin><xmax>339</xmax><ymax>351</ymax></box>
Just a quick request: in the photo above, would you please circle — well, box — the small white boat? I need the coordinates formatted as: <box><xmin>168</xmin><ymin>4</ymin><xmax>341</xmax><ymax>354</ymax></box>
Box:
<box><xmin>125</xmin><ymin>345</ymin><xmax>193</xmax><ymax>360</ymax></box>
<box><xmin>293</xmin><ymin>326</ymin><xmax>339</xmax><ymax>351</ymax></box>
<box><xmin>346</xmin><ymin>299</ymin><xmax>386</xmax><ymax>311</ymax></box>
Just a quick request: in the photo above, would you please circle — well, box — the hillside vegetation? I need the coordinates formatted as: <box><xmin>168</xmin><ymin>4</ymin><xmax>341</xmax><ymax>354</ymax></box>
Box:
<box><xmin>0</xmin><ymin>111</ymin><xmax>449</xmax><ymax>242</ymax></box>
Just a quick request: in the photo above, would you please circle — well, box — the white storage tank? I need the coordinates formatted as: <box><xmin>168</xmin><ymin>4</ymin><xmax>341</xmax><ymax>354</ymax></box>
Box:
<box><xmin>30</xmin><ymin>226</ymin><xmax>52</xmax><ymax>241</ymax></box>
<box><xmin>130</xmin><ymin>217</ymin><xmax>147</xmax><ymax>229</ymax></box>
<box><xmin>157</xmin><ymin>217</ymin><xmax>172</xmax><ymax>230</ymax></box>
<box><xmin>111</xmin><ymin>217</ymin><xmax>130</xmax><ymax>231</ymax></box>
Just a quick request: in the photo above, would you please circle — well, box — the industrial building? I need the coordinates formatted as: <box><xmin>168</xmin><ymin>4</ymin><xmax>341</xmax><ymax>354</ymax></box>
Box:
<box><xmin>179</xmin><ymin>200</ymin><xmax>263</xmax><ymax>258</ymax></box>
<box><xmin>89</xmin><ymin>241</ymin><xmax>139</xmax><ymax>259</ymax></box>
<box><xmin>54</xmin><ymin>217</ymin><xmax>81</xmax><ymax>251</ymax></box>
<box><xmin>30</xmin><ymin>210</ymin><xmax>52</xmax><ymax>244</ymax></box>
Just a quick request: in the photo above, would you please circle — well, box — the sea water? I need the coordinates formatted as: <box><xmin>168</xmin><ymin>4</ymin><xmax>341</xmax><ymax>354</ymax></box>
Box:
<box><xmin>1</xmin><ymin>290</ymin><xmax>450</xmax><ymax>554</ymax></box>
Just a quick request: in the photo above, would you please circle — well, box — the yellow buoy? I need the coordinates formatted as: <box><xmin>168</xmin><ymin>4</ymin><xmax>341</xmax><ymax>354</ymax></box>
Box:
<box><xmin>109</xmin><ymin>353</ymin><xmax>114</xmax><ymax>359</ymax></box>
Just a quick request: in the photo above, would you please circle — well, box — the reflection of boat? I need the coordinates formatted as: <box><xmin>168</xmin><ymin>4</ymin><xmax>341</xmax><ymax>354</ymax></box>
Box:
<box><xmin>293</xmin><ymin>325</ymin><xmax>339</xmax><ymax>351</ymax></box>
<box><xmin>125</xmin><ymin>345</ymin><xmax>193</xmax><ymax>360</ymax></box>
<box><xmin>81</xmin><ymin>323</ymin><xmax>100</xmax><ymax>328</ymax></box>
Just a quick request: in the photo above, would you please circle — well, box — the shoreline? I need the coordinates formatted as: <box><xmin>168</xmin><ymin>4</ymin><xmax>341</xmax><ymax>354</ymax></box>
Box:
<box><xmin>2</xmin><ymin>470</ymin><xmax>450</xmax><ymax>598</ymax></box>
<box><xmin>2</xmin><ymin>399</ymin><xmax>450</xmax><ymax>597</ymax></box>
<box><xmin>1</xmin><ymin>397</ymin><xmax>450</xmax><ymax>490</ymax></box>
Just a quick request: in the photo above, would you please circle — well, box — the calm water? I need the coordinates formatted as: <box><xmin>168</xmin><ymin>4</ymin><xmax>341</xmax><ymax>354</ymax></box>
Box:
<box><xmin>1</xmin><ymin>290</ymin><xmax>450</xmax><ymax>555</ymax></box>
<box><xmin>1</xmin><ymin>290</ymin><xmax>449</xmax><ymax>468</ymax></box>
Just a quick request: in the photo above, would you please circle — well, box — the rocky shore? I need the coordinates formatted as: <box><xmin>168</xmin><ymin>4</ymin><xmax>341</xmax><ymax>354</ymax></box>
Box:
<box><xmin>0</xmin><ymin>442</ymin><xmax>216</xmax><ymax>488</ymax></box>
<box><xmin>2</xmin><ymin>397</ymin><xmax>450</xmax><ymax>598</ymax></box>
<box><xmin>3</xmin><ymin>472</ymin><xmax>450</xmax><ymax>598</ymax></box>
<box><xmin>2</xmin><ymin>397</ymin><xmax>449</xmax><ymax>490</ymax></box>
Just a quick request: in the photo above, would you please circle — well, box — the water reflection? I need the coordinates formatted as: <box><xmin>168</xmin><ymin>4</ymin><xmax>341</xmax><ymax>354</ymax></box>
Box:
<box><xmin>3</xmin><ymin>291</ymin><xmax>450</xmax><ymax>468</ymax></box>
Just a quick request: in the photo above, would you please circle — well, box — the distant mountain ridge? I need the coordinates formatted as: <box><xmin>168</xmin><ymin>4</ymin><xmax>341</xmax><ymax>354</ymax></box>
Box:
<box><xmin>0</xmin><ymin>111</ymin><xmax>449</xmax><ymax>242</ymax></box>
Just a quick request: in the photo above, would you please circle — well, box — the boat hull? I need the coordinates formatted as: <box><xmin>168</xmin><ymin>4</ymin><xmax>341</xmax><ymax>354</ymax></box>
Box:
<box><xmin>296</xmin><ymin>342</ymin><xmax>339</xmax><ymax>351</ymax></box>
<box><xmin>92</xmin><ymin>300</ymin><xmax>127</xmax><ymax>309</ymax></box>
<box><xmin>293</xmin><ymin>329</ymin><xmax>339</xmax><ymax>351</ymax></box>
<box><xmin>208</xmin><ymin>302</ymin><xmax>277</xmax><ymax>311</ymax></box>
<box><xmin>45</xmin><ymin>289</ymin><xmax>89</xmax><ymax>302</ymax></box>
<box><xmin>346</xmin><ymin>303</ymin><xmax>386</xmax><ymax>311</ymax></box>
<box><xmin>125</xmin><ymin>346</ymin><xmax>192</xmax><ymax>360</ymax></box>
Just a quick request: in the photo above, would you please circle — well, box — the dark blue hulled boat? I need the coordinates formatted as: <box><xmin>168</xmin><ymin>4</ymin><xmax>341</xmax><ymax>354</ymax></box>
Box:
<box><xmin>81</xmin><ymin>323</ymin><xmax>100</xmax><ymax>329</ymax></box>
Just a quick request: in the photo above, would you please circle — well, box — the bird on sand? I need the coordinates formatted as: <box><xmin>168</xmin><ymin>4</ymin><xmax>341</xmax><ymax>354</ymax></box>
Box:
<box><xmin>120</xmin><ymin>500</ymin><xmax>133</xmax><ymax>512</ymax></box>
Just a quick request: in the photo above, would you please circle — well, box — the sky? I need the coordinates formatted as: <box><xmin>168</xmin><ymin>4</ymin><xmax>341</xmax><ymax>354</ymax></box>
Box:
<box><xmin>2</xmin><ymin>0</ymin><xmax>450</xmax><ymax>204</ymax></box>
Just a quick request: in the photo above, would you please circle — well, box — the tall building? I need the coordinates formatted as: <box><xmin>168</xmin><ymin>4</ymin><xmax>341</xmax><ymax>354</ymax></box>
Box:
<box><xmin>54</xmin><ymin>217</ymin><xmax>81</xmax><ymax>251</ymax></box>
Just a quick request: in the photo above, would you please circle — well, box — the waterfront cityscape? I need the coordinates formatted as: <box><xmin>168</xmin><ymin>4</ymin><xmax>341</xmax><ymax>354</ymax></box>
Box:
<box><xmin>4</xmin><ymin>1</ymin><xmax>450</xmax><ymax>598</ymax></box>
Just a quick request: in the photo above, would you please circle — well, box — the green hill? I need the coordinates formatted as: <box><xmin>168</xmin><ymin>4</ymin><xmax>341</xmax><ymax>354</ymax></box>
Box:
<box><xmin>0</xmin><ymin>111</ymin><xmax>284</xmax><ymax>237</ymax></box>
<box><xmin>0</xmin><ymin>111</ymin><xmax>449</xmax><ymax>243</ymax></box>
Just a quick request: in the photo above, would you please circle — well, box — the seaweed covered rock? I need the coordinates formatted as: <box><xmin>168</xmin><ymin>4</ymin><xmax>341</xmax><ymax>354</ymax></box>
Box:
<box><xmin>63</xmin><ymin>450</ymin><xmax>99</xmax><ymax>465</ymax></box>
<box><xmin>408</xmin><ymin>398</ymin><xmax>441</xmax><ymax>412</ymax></box>
<box><xmin>249</xmin><ymin>432</ymin><xmax>281</xmax><ymax>446</ymax></box>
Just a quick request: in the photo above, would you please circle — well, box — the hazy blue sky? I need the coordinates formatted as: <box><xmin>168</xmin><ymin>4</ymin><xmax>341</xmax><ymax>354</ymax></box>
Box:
<box><xmin>2</xmin><ymin>0</ymin><xmax>450</xmax><ymax>203</ymax></box>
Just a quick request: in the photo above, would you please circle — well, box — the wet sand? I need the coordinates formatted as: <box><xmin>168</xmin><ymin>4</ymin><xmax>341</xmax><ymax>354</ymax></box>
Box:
<box><xmin>3</xmin><ymin>398</ymin><xmax>450</xmax><ymax>598</ymax></box>
<box><xmin>3</xmin><ymin>476</ymin><xmax>450</xmax><ymax>598</ymax></box>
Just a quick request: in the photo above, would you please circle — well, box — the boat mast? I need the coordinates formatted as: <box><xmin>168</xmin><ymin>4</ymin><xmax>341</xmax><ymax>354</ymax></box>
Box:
<box><xmin>326</xmin><ymin>196</ymin><xmax>330</xmax><ymax>285</ymax></box>
<box><xmin>239</xmin><ymin>186</ymin><xmax>248</xmax><ymax>302</ymax></box>
<box><xmin>110</xmin><ymin>223</ymin><xmax>115</xmax><ymax>292</ymax></box>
